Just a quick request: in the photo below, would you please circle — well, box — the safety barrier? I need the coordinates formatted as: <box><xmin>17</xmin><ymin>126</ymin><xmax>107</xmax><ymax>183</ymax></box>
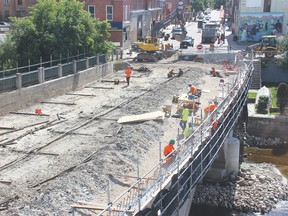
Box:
<box><xmin>0</xmin><ymin>54</ymin><xmax>107</xmax><ymax>92</ymax></box>
<box><xmin>70</xmin><ymin>53</ymin><xmax>254</xmax><ymax>215</ymax></box>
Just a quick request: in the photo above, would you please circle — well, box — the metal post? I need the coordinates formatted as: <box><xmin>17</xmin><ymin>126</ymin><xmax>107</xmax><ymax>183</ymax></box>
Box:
<box><xmin>137</xmin><ymin>164</ymin><xmax>141</xmax><ymax>212</ymax></box>
<box><xmin>16</xmin><ymin>61</ymin><xmax>18</xmax><ymax>74</ymax></box>
<box><xmin>200</xmin><ymin>109</ymin><xmax>203</xmax><ymax>144</ymax></box>
<box><xmin>40</xmin><ymin>56</ymin><xmax>42</xmax><ymax>67</ymax></box>
<box><xmin>50</xmin><ymin>54</ymin><xmax>52</xmax><ymax>67</ymax></box>
<box><xmin>60</xmin><ymin>54</ymin><xmax>62</xmax><ymax>64</ymax></box>
<box><xmin>107</xmin><ymin>180</ymin><xmax>111</xmax><ymax>216</ymax></box>
<box><xmin>77</xmin><ymin>49</ymin><xmax>79</xmax><ymax>60</ymax></box>
<box><xmin>177</xmin><ymin>128</ymin><xmax>180</xmax><ymax>216</ymax></box>
<box><xmin>28</xmin><ymin>59</ymin><xmax>30</xmax><ymax>71</ymax></box>
<box><xmin>159</xmin><ymin>141</ymin><xmax>162</xmax><ymax>190</ymax></box>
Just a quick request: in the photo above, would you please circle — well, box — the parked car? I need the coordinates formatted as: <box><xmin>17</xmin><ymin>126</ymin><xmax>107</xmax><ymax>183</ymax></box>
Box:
<box><xmin>180</xmin><ymin>36</ymin><xmax>194</xmax><ymax>49</ymax></box>
<box><xmin>171</xmin><ymin>28</ymin><xmax>182</xmax><ymax>39</ymax></box>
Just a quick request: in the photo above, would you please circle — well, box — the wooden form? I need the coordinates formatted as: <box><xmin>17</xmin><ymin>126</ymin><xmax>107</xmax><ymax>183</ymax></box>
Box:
<box><xmin>0</xmin><ymin>127</ymin><xmax>15</xmax><ymax>130</ymax></box>
<box><xmin>66</xmin><ymin>93</ymin><xmax>96</xmax><ymax>97</ymax></box>
<box><xmin>10</xmin><ymin>112</ymin><xmax>50</xmax><ymax>117</ymax></box>
<box><xmin>118</xmin><ymin>111</ymin><xmax>165</xmax><ymax>124</ymax></box>
<box><xmin>85</xmin><ymin>86</ymin><xmax>114</xmax><ymax>90</ymax></box>
<box><xmin>177</xmin><ymin>95</ymin><xmax>200</xmax><ymax>113</ymax></box>
<box><xmin>41</xmin><ymin>101</ymin><xmax>76</xmax><ymax>106</ymax></box>
<box><xmin>71</xmin><ymin>204</ymin><xmax>134</xmax><ymax>213</ymax></box>
<box><xmin>0</xmin><ymin>179</ymin><xmax>12</xmax><ymax>184</ymax></box>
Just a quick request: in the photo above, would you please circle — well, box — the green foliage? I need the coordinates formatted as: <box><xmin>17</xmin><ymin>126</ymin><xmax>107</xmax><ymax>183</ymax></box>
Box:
<box><xmin>256</xmin><ymin>96</ymin><xmax>269</xmax><ymax>114</ymax></box>
<box><xmin>191</xmin><ymin>0</ymin><xmax>205</xmax><ymax>13</ymax></box>
<box><xmin>1</xmin><ymin>0</ymin><xmax>114</xmax><ymax>67</ymax></box>
<box><xmin>278</xmin><ymin>34</ymin><xmax>288</xmax><ymax>67</ymax></box>
<box><xmin>213</xmin><ymin>0</ymin><xmax>226</xmax><ymax>9</ymax></box>
<box><xmin>248</xmin><ymin>92</ymin><xmax>257</xmax><ymax>99</ymax></box>
<box><xmin>276</xmin><ymin>83</ymin><xmax>288</xmax><ymax>115</ymax></box>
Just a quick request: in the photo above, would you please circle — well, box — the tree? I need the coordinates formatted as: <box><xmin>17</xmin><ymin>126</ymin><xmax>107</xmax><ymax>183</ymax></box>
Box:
<box><xmin>278</xmin><ymin>34</ymin><xmax>288</xmax><ymax>67</ymax></box>
<box><xmin>213</xmin><ymin>0</ymin><xmax>226</xmax><ymax>9</ymax></box>
<box><xmin>191</xmin><ymin>0</ymin><xmax>205</xmax><ymax>14</ymax></box>
<box><xmin>2</xmin><ymin>0</ymin><xmax>114</xmax><ymax>67</ymax></box>
<box><xmin>276</xmin><ymin>83</ymin><xmax>288</xmax><ymax>115</ymax></box>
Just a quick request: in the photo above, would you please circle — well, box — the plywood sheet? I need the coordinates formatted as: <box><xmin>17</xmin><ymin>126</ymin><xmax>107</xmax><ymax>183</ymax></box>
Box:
<box><xmin>118</xmin><ymin>111</ymin><xmax>165</xmax><ymax>124</ymax></box>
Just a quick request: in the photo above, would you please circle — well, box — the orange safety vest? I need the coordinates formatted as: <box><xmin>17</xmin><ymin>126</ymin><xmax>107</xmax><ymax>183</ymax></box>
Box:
<box><xmin>204</xmin><ymin>103</ymin><xmax>216</xmax><ymax>113</ymax></box>
<box><xmin>190</xmin><ymin>86</ymin><xmax>198</xmax><ymax>95</ymax></box>
<box><xmin>212</xmin><ymin>120</ymin><xmax>218</xmax><ymax>129</ymax></box>
<box><xmin>163</xmin><ymin>144</ymin><xmax>175</xmax><ymax>163</ymax></box>
<box><xmin>125</xmin><ymin>67</ymin><xmax>132</xmax><ymax>78</ymax></box>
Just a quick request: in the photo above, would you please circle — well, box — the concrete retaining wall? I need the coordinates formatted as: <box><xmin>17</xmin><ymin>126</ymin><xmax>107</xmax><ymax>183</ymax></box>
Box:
<box><xmin>0</xmin><ymin>62</ymin><xmax>113</xmax><ymax>116</ymax></box>
<box><xmin>247</xmin><ymin>115</ymin><xmax>288</xmax><ymax>139</ymax></box>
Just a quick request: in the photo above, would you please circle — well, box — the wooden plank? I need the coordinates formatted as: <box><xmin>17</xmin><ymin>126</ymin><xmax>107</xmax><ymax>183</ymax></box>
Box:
<box><xmin>85</xmin><ymin>86</ymin><xmax>114</xmax><ymax>90</ymax></box>
<box><xmin>52</xmin><ymin>131</ymin><xmax>92</xmax><ymax>136</ymax></box>
<box><xmin>10</xmin><ymin>112</ymin><xmax>50</xmax><ymax>117</ymax></box>
<box><xmin>71</xmin><ymin>204</ymin><xmax>134</xmax><ymax>213</ymax></box>
<box><xmin>41</xmin><ymin>101</ymin><xmax>76</xmax><ymax>106</ymax></box>
<box><xmin>66</xmin><ymin>93</ymin><xmax>96</xmax><ymax>97</ymax></box>
<box><xmin>118</xmin><ymin>111</ymin><xmax>165</xmax><ymax>124</ymax></box>
<box><xmin>0</xmin><ymin>179</ymin><xmax>12</xmax><ymax>184</ymax></box>
<box><xmin>0</xmin><ymin>126</ymin><xmax>15</xmax><ymax>130</ymax></box>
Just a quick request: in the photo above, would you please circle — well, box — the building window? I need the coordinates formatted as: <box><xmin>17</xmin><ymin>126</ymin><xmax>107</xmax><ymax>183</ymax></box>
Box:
<box><xmin>263</xmin><ymin>0</ymin><xmax>271</xmax><ymax>12</ymax></box>
<box><xmin>4</xmin><ymin>0</ymin><xmax>9</xmax><ymax>5</ymax></box>
<box><xmin>18</xmin><ymin>0</ymin><xmax>23</xmax><ymax>5</ymax></box>
<box><xmin>123</xmin><ymin>5</ymin><xmax>130</xmax><ymax>21</ymax></box>
<box><xmin>106</xmin><ymin>5</ymin><xmax>113</xmax><ymax>21</ymax></box>
<box><xmin>4</xmin><ymin>10</ymin><xmax>9</xmax><ymax>18</ymax></box>
<box><xmin>88</xmin><ymin>5</ymin><xmax>95</xmax><ymax>18</ymax></box>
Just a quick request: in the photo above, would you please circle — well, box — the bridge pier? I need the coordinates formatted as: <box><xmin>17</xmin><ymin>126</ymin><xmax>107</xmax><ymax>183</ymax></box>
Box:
<box><xmin>204</xmin><ymin>132</ymin><xmax>240</xmax><ymax>182</ymax></box>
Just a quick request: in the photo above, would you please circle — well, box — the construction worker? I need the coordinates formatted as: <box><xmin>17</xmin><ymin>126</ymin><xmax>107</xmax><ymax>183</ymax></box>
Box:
<box><xmin>180</xmin><ymin>105</ymin><xmax>189</xmax><ymax>131</ymax></box>
<box><xmin>211</xmin><ymin>67</ymin><xmax>216</xmax><ymax>77</ymax></box>
<box><xmin>167</xmin><ymin>69</ymin><xmax>175</xmax><ymax>78</ymax></box>
<box><xmin>204</xmin><ymin>102</ymin><xmax>216</xmax><ymax>119</ymax></box>
<box><xmin>125</xmin><ymin>65</ymin><xmax>132</xmax><ymax>86</ymax></box>
<box><xmin>183</xmin><ymin>122</ymin><xmax>193</xmax><ymax>139</ymax></box>
<box><xmin>163</xmin><ymin>139</ymin><xmax>176</xmax><ymax>163</ymax></box>
<box><xmin>188</xmin><ymin>84</ymin><xmax>198</xmax><ymax>95</ymax></box>
<box><xmin>212</xmin><ymin>119</ymin><xmax>218</xmax><ymax>136</ymax></box>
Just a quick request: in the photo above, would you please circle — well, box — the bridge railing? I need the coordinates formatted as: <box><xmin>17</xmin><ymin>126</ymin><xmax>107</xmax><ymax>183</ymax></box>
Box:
<box><xmin>0</xmin><ymin>54</ymin><xmax>108</xmax><ymax>92</ymax></box>
<box><xmin>74</xmin><ymin>54</ymin><xmax>254</xmax><ymax>216</ymax></box>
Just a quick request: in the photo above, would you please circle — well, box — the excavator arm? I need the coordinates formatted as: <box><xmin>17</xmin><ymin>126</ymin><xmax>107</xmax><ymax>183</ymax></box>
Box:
<box><xmin>151</xmin><ymin>7</ymin><xmax>187</xmax><ymax>42</ymax></box>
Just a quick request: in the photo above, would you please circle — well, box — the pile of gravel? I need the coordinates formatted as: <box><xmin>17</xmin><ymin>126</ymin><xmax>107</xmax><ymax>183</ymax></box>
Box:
<box><xmin>193</xmin><ymin>162</ymin><xmax>288</xmax><ymax>214</ymax></box>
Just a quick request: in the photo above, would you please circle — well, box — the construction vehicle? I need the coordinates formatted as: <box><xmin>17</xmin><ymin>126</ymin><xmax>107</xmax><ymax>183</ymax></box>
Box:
<box><xmin>246</xmin><ymin>35</ymin><xmax>279</xmax><ymax>58</ymax></box>
<box><xmin>201</xmin><ymin>22</ymin><xmax>221</xmax><ymax>44</ymax></box>
<box><xmin>134</xmin><ymin>2</ymin><xmax>187</xmax><ymax>62</ymax></box>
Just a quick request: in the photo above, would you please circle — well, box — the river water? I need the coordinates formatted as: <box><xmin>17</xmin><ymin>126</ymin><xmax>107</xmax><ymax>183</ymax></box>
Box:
<box><xmin>189</xmin><ymin>147</ymin><xmax>288</xmax><ymax>216</ymax></box>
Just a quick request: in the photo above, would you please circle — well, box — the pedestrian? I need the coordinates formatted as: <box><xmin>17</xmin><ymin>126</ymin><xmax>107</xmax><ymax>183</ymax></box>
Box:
<box><xmin>221</xmin><ymin>33</ymin><xmax>225</xmax><ymax>44</ymax></box>
<box><xmin>163</xmin><ymin>139</ymin><xmax>176</xmax><ymax>164</ymax></box>
<box><xmin>125</xmin><ymin>65</ymin><xmax>132</xmax><ymax>86</ymax></box>
<box><xmin>180</xmin><ymin>105</ymin><xmax>189</xmax><ymax>131</ymax></box>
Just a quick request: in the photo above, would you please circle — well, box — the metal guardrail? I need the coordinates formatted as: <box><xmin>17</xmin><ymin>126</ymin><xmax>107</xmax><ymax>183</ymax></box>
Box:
<box><xmin>0</xmin><ymin>54</ymin><xmax>107</xmax><ymax>93</ymax></box>
<box><xmin>70</xmin><ymin>54</ymin><xmax>254</xmax><ymax>215</ymax></box>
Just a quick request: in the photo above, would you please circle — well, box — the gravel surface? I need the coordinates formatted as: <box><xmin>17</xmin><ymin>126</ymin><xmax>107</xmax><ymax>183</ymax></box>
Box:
<box><xmin>0</xmin><ymin>57</ymin><xmax>228</xmax><ymax>215</ymax></box>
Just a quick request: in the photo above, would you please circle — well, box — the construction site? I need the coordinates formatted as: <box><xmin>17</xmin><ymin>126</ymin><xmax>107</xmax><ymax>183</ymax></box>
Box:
<box><xmin>0</xmin><ymin>52</ymin><xmax>233</xmax><ymax>215</ymax></box>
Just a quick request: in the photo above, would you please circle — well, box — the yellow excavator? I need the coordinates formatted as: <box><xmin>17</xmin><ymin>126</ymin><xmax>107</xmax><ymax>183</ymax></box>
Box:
<box><xmin>134</xmin><ymin>3</ymin><xmax>187</xmax><ymax>55</ymax></box>
<box><xmin>246</xmin><ymin>35</ymin><xmax>279</xmax><ymax>58</ymax></box>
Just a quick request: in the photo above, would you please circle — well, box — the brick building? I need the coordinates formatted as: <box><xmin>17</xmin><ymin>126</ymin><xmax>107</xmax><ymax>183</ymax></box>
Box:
<box><xmin>0</xmin><ymin>0</ymin><xmax>36</xmax><ymax>20</ymax></box>
<box><xmin>1</xmin><ymin>0</ymin><xmax>165</xmax><ymax>49</ymax></box>
<box><xmin>82</xmin><ymin>0</ymin><xmax>164</xmax><ymax>49</ymax></box>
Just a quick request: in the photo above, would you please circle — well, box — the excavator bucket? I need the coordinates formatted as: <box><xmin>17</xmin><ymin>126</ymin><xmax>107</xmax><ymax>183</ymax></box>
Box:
<box><xmin>175</xmin><ymin>31</ymin><xmax>187</xmax><ymax>42</ymax></box>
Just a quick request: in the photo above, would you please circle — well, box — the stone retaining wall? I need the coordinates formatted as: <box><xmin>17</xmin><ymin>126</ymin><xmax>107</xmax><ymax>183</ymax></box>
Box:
<box><xmin>0</xmin><ymin>62</ymin><xmax>113</xmax><ymax>116</ymax></box>
<box><xmin>247</xmin><ymin>115</ymin><xmax>288</xmax><ymax>139</ymax></box>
